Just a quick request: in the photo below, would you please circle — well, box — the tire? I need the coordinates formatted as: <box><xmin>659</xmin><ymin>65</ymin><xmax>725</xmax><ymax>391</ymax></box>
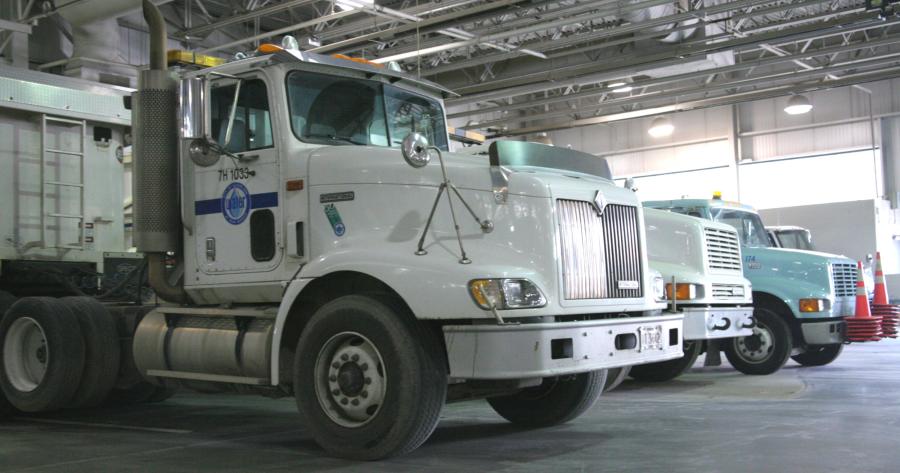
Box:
<box><xmin>723</xmin><ymin>307</ymin><xmax>792</xmax><ymax>375</ymax></box>
<box><xmin>293</xmin><ymin>295</ymin><xmax>447</xmax><ymax>460</ymax></box>
<box><xmin>62</xmin><ymin>297</ymin><xmax>121</xmax><ymax>409</ymax></box>
<box><xmin>0</xmin><ymin>297</ymin><xmax>85</xmax><ymax>412</ymax></box>
<box><xmin>487</xmin><ymin>370</ymin><xmax>606</xmax><ymax>427</ymax></box>
<box><xmin>0</xmin><ymin>291</ymin><xmax>16</xmax><ymax>317</ymax></box>
<box><xmin>629</xmin><ymin>340</ymin><xmax>702</xmax><ymax>382</ymax></box>
<box><xmin>0</xmin><ymin>291</ymin><xmax>17</xmax><ymax>418</ymax></box>
<box><xmin>602</xmin><ymin>367</ymin><xmax>629</xmax><ymax>393</ymax></box>
<box><xmin>792</xmin><ymin>344</ymin><xmax>843</xmax><ymax>367</ymax></box>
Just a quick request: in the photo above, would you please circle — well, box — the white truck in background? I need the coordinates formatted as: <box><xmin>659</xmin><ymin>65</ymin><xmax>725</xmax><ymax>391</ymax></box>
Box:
<box><xmin>1</xmin><ymin>1</ymin><xmax>684</xmax><ymax>460</ymax></box>
<box><xmin>605</xmin><ymin>209</ymin><xmax>754</xmax><ymax>390</ymax></box>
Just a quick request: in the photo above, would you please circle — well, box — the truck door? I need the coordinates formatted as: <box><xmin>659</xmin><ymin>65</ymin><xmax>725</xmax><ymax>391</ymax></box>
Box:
<box><xmin>193</xmin><ymin>75</ymin><xmax>282</xmax><ymax>278</ymax></box>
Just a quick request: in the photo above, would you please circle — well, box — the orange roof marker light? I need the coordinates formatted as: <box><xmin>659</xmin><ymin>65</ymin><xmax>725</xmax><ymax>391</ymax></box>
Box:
<box><xmin>257</xmin><ymin>43</ymin><xmax>284</xmax><ymax>54</ymax></box>
<box><xmin>331</xmin><ymin>54</ymin><xmax>384</xmax><ymax>69</ymax></box>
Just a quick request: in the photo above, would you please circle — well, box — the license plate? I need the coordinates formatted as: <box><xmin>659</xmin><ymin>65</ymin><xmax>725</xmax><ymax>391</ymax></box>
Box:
<box><xmin>638</xmin><ymin>325</ymin><xmax>663</xmax><ymax>351</ymax></box>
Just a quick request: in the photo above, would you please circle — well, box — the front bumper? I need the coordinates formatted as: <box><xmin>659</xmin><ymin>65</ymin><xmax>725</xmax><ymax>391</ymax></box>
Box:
<box><xmin>681</xmin><ymin>306</ymin><xmax>755</xmax><ymax>341</ymax></box>
<box><xmin>443</xmin><ymin>313</ymin><xmax>684</xmax><ymax>380</ymax></box>
<box><xmin>801</xmin><ymin>319</ymin><xmax>846</xmax><ymax>345</ymax></box>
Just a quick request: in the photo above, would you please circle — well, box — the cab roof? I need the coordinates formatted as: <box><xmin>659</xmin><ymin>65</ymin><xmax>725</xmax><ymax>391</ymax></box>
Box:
<box><xmin>185</xmin><ymin>47</ymin><xmax>457</xmax><ymax>99</ymax></box>
<box><xmin>643</xmin><ymin>198</ymin><xmax>757</xmax><ymax>212</ymax></box>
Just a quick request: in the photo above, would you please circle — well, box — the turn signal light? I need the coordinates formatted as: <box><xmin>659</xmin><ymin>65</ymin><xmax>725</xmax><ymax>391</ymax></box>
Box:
<box><xmin>799</xmin><ymin>298</ymin><xmax>826</xmax><ymax>312</ymax></box>
<box><xmin>665</xmin><ymin>283</ymin><xmax>698</xmax><ymax>301</ymax></box>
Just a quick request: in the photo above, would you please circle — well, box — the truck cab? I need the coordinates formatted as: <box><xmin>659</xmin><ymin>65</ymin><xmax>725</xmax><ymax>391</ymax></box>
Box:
<box><xmin>643</xmin><ymin>198</ymin><xmax>852</xmax><ymax>374</ymax></box>
<box><xmin>623</xmin><ymin>208</ymin><xmax>754</xmax><ymax>382</ymax></box>
<box><xmin>766</xmin><ymin>226</ymin><xmax>815</xmax><ymax>250</ymax></box>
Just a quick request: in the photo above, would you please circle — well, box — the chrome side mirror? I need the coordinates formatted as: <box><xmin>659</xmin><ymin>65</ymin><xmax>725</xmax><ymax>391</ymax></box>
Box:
<box><xmin>180</xmin><ymin>77</ymin><xmax>208</xmax><ymax>140</ymax></box>
<box><xmin>401</xmin><ymin>133</ymin><xmax>431</xmax><ymax>168</ymax></box>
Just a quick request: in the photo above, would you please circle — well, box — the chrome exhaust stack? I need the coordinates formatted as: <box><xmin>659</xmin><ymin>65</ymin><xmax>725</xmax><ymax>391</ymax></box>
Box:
<box><xmin>133</xmin><ymin>0</ymin><xmax>188</xmax><ymax>303</ymax></box>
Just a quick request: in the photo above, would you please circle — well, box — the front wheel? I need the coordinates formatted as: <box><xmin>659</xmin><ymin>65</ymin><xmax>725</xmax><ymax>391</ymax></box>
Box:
<box><xmin>294</xmin><ymin>295</ymin><xmax>446</xmax><ymax>460</ymax></box>
<box><xmin>792</xmin><ymin>344</ymin><xmax>843</xmax><ymax>367</ymax></box>
<box><xmin>487</xmin><ymin>370</ymin><xmax>605</xmax><ymax>427</ymax></box>
<box><xmin>723</xmin><ymin>308</ymin><xmax>792</xmax><ymax>375</ymax></box>
<box><xmin>629</xmin><ymin>340</ymin><xmax>702</xmax><ymax>382</ymax></box>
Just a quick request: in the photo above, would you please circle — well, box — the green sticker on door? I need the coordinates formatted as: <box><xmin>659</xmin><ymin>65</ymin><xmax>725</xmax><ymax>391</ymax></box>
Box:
<box><xmin>324</xmin><ymin>204</ymin><xmax>346</xmax><ymax>236</ymax></box>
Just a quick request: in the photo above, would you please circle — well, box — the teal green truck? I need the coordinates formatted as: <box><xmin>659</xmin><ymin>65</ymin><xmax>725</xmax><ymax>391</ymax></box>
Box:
<box><xmin>643</xmin><ymin>197</ymin><xmax>854</xmax><ymax>374</ymax></box>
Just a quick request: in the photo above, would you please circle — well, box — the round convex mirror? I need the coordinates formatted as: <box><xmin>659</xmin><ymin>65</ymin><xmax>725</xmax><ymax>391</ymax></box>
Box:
<box><xmin>401</xmin><ymin>133</ymin><xmax>431</xmax><ymax>168</ymax></box>
<box><xmin>189</xmin><ymin>139</ymin><xmax>219</xmax><ymax>167</ymax></box>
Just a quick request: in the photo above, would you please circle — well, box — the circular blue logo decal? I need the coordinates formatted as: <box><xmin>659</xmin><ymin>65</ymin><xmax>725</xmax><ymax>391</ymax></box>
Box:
<box><xmin>221</xmin><ymin>182</ymin><xmax>250</xmax><ymax>225</ymax></box>
<box><xmin>334</xmin><ymin>222</ymin><xmax>345</xmax><ymax>236</ymax></box>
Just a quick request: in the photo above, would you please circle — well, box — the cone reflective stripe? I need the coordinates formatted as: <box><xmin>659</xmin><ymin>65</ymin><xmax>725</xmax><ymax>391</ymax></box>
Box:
<box><xmin>868</xmin><ymin>253</ymin><xmax>898</xmax><ymax>338</ymax></box>
<box><xmin>845</xmin><ymin>260</ymin><xmax>883</xmax><ymax>342</ymax></box>
<box><xmin>855</xmin><ymin>261</ymin><xmax>872</xmax><ymax>318</ymax></box>
<box><xmin>873</xmin><ymin>251</ymin><xmax>890</xmax><ymax>305</ymax></box>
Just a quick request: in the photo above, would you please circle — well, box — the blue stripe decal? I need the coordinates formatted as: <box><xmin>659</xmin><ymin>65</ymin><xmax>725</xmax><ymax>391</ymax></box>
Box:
<box><xmin>250</xmin><ymin>192</ymin><xmax>279</xmax><ymax>209</ymax></box>
<box><xmin>194</xmin><ymin>192</ymin><xmax>279</xmax><ymax>216</ymax></box>
<box><xmin>195</xmin><ymin>199</ymin><xmax>221</xmax><ymax>215</ymax></box>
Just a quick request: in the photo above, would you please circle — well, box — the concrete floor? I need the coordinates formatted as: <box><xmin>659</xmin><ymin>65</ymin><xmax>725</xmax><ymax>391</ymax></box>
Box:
<box><xmin>2</xmin><ymin>339</ymin><xmax>898</xmax><ymax>472</ymax></box>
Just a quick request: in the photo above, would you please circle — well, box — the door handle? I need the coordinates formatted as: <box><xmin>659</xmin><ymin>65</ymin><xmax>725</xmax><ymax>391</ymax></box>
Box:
<box><xmin>238</xmin><ymin>153</ymin><xmax>259</xmax><ymax>162</ymax></box>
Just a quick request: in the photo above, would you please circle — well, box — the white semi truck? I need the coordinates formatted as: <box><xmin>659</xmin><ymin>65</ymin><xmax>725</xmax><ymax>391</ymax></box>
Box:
<box><xmin>0</xmin><ymin>1</ymin><xmax>685</xmax><ymax>460</ymax></box>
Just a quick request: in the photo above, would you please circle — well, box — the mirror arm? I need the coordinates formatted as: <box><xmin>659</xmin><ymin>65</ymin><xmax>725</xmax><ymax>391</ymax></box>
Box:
<box><xmin>223</xmin><ymin>79</ymin><xmax>242</xmax><ymax>148</ymax></box>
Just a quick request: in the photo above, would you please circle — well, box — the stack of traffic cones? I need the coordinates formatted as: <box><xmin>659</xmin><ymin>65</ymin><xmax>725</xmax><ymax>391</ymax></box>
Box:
<box><xmin>845</xmin><ymin>261</ymin><xmax>883</xmax><ymax>342</ymax></box>
<box><xmin>870</xmin><ymin>252</ymin><xmax>899</xmax><ymax>338</ymax></box>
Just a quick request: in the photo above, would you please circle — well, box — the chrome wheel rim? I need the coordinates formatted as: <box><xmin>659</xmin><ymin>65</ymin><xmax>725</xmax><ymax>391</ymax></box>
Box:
<box><xmin>735</xmin><ymin>322</ymin><xmax>774</xmax><ymax>363</ymax></box>
<box><xmin>314</xmin><ymin>332</ymin><xmax>387</xmax><ymax>428</ymax></box>
<box><xmin>3</xmin><ymin>317</ymin><xmax>49</xmax><ymax>392</ymax></box>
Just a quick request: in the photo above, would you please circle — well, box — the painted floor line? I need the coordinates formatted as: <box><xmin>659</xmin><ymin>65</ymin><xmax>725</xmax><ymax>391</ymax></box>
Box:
<box><xmin>14</xmin><ymin>417</ymin><xmax>193</xmax><ymax>434</ymax></box>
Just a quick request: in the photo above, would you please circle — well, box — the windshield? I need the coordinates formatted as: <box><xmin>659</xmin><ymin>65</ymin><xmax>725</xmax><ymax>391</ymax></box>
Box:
<box><xmin>711</xmin><ymin>209</ymin><xmax>771</xmax><ymax>247</ymax></box>
<box><xmin>286</xmin><ymin>70</ymin><xmax>448</xmax><ymax>151</ymax></box>
<box><xmin>775</xmin><ymin>230</ymin><xmax>815</xmax><ymax>251</ymax></box>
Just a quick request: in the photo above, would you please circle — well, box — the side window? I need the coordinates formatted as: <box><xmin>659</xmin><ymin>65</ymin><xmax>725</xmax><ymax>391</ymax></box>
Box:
<box><xmin>250</xmin><ymin>210</ymin><xmax>276</xmax><ymax>262</ymax></box>
<box><xmin>211</xmin><ymin>78</ymin><xmax>274</xmax><ymax>153</ymax></box>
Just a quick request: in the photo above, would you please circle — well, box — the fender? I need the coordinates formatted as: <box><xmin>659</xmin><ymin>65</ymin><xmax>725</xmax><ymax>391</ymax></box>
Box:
<box><xmin>750</xmin><ymin>276</ymin><xmax>832</xmax><ymax>319</ymax></box>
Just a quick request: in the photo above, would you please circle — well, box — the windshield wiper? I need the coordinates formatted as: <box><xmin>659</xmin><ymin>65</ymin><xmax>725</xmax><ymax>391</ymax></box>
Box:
<box><xmin>305</xmin><ymin>133</ymin><xmax>368</xmax><ymax>146</ymax></box>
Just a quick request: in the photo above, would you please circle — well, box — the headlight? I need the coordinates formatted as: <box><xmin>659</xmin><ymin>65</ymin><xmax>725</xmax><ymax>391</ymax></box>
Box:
<box><xmin>799</xmin><ymin>298</ymin><xmax>829</xmax><ymax>312</ymax></box>
<box><xmin>653</xmin><ymin>276</ymin><xmax>666</xmax><ymax>302</ymax></box>
<box><xmin>665</xmin><ymin>283</ymin><xmax>701</xmax><ymax>301</ymax></box>
<box><xmin>469</xmin><ymin>279</ymin><xmax>547</xmax><ymax>310</ymax></box>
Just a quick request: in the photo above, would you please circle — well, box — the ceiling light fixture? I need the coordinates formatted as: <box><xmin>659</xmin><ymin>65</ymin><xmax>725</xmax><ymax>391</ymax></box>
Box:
<box><xmin>648</xmin><ymin>116</ymin><xmax>674</xmax><ymax>138</ymax></box>
<box><xmin>784</xmin><ymin>94</ymin><xmax>813</xmax><ymax>115</ymax></box>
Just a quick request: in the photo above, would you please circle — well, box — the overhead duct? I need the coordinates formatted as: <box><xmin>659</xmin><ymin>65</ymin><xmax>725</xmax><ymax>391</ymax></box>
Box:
<box><xmin>44</xmin><ymin>0</ymin><xmax>171</xmax><ymax>86</ymax></box>
<box><xmin>623</xmin><ymin>0</ymin><xmax>699</xmax><ymax>44</ymax></box>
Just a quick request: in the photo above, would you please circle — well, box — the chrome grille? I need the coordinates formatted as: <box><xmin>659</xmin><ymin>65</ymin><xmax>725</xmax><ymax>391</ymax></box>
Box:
<box><xmin>705</xmin><ymin>227</ymin><xmax>742</xmax><ymax>272</ymax></box>
<box><xmin>557</xmin><ymin>200</ymin><xmax>643</xmax><ymax>299</ymax></box>
<box><xmin>832</xmin><ymin>263</ymin><xmax>857</xmax><ymax>298</ymax></box>
<box><xmin>712</xmin><ymin>284</ymin><xmax>746</xmax><ymax>300</ymax></box>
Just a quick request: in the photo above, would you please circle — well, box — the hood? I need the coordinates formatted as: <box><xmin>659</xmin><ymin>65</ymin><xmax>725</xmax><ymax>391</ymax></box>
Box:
<box><xmin>306</xmin><ymin>145</ymin><xmax>628</xmax><ymax>201</ymax></box>
<box><xmin>748</xmin><ymin>246</ymin><xmax>854</xmax><ymax>265</ymax></box>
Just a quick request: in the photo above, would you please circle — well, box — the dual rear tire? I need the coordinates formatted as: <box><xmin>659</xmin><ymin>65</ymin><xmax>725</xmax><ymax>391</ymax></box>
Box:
<box><xmin>0</xmin><ymin>297</ymin><xmax>124</xmax><ymax>413</ymax></box>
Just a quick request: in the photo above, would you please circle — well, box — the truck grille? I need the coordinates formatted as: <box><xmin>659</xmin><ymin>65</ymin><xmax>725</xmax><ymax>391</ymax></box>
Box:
<box><xmin>712</xmin><ymin>284</ymin><xmax>745</xmax><ymax>300</ymax></box>
<box><xmin>705</xmin><ymin>227</ymin><xmax>742</xmax><ymax>272</ymax></box>
<box><xmin>831</xmin><ymin>263</ymin><xmax>857</xmax><ymax>297</ymax></box>
<box><xmin>557</xmin><ymin>200</ymin><xmax>643</xmax><ymax>300</ymax></box>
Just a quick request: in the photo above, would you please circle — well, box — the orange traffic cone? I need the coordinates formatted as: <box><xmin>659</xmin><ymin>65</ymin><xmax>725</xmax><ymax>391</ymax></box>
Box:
<box><xmin>870</xmin><ymin>252</ymin><xmax>898</xmax><ymax>338</ymax></box>
<box><xmin>845</xmin><ymin>261</ymin><xmax>883</xmax><ymax>342</ymax></box>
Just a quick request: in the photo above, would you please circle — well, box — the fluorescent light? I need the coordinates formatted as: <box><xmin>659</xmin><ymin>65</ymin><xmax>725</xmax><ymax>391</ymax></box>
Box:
<box><xmin>612</xmin><ymin>86</ymin><xmax>633</xmax><ymax>93</ymax></box>
<box><xmin>336</xmin><ymin>0</ymin><xmax>373</xmax><ymax>11</ymax></box>
<box><xmin>648</xmin><ymin>116</ymin><xmax>674</xmax><ymax>138</ymax></box>
<box><xmin>608</xmin><ymin>81</ymin><xmax>627</xmax><ymax>88</ymax></box>
<box><xmin>784</xmin><ymin>94</ymin><xmax>813</xmax><ymax>115</ymax></box>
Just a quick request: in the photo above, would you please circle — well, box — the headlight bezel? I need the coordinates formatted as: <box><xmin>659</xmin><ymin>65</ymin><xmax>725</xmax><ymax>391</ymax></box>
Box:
<box><xmin>468</xmin><ymin>278</ymin><xmax>547</xmax><ymax>310</ymax></box>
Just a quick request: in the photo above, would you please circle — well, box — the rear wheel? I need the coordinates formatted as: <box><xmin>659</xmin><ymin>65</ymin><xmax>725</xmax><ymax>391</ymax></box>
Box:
<box><xmin>0</xmin><ymin>297</ymin><xmax>85</xmax><ymax>412</ymax></box>
<box><xmin>294</xmin><ymin>295</ymin><xmax>447</xmax><ymax>460</ymax></box>
<box><xmin>487</xmin><ymin>370</ymin><xmax>605</xmax><ymax>427</ymax></box>
<box><xmin>63</xmin><ymin>297</ymin><xmax>121</xmax><ymax>409</ymax></box>
<box><xmin>723</xmin><ymin>308</ymin><xmax>792</xmax><ymax>375</ymax></box>
<box><xmin>792</xmin><ymin>344</ymin><xmax>843</xmax><ymax>367</ymax></box>
<box><xmin>629</xmin><ymin>340</ymin><xmax>702</xmax><ymax>382</ymax></box>
<box><xmin>602</xmin><ymin>367</ymin><xmax>630</xmax><ymax>393</ymax></box>
<box><xmin>0</xmin><ymin>291</ymin><xmax>17</xmax><ymax>418</ymax></box>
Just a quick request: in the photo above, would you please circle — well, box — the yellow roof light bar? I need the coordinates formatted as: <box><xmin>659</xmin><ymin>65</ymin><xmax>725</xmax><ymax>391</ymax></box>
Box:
<box><xmin>167</xmin><ymin>50</ymin><xmax>226</xmax><ymax>68</ymax></box>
